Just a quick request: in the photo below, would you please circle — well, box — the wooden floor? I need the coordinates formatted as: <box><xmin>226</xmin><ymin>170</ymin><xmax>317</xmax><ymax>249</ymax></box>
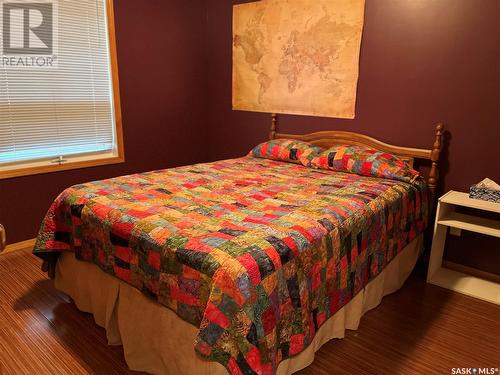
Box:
<box><xmin>0</xmin><ymin>249</ymin><xmax>498</xmax><ymax>375</ymax></box>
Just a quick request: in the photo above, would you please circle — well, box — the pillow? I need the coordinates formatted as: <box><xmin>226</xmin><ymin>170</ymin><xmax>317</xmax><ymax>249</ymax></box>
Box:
<box><xmin>310</xmin><ymin>145</ymin><xmax>419</xmax><ymax>182</ymax></box>
<box><xmin>250</xmin><ymin>139</ymin><xmax>322</xmax><ymax>165</ymax></box>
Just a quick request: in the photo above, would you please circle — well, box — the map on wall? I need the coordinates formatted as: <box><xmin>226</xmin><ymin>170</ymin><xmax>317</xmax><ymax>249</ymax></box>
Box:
<box><xmin>232</xmin><ymin>0</ymin><xmax>365</xmax><ymax>119</ymax></box>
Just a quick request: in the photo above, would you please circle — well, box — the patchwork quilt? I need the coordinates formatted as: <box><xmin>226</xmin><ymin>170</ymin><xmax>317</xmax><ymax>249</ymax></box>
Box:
<box><xmin>34</xmin><ymin>157</ymin><xmax>428</xmax><ymax>375</ymax></box>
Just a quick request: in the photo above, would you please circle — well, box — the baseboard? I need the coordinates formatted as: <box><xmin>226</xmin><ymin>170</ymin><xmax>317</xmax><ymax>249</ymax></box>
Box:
<box><xmin>443</xmin><ymin>260</ymin><xmax>500</xmax><ymax>284</ymax></box>
<box><xmin>2</xmin><ymin>238</ymin><xmax>36</xmax><ymax>255</ymax></box>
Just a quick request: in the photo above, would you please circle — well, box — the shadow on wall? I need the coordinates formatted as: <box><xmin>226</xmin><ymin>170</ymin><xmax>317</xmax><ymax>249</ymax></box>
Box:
<box><xmin>438</xmin><ymin>130</ymin><xmax>452</xmax><ymax>198</ymax></box>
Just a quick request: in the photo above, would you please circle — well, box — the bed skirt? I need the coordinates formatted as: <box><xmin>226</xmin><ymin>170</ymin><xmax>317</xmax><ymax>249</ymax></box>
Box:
<box><xmin>54</xmin><ymin>235</ymin><xmax>422</xmax><ymax>375</ymax></box>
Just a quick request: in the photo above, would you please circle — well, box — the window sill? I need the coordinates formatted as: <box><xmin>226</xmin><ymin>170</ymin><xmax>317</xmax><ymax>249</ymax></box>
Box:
<box><xmin>0</xmin><ymin>153</ymin><xmax>125</xmax><ymax>180</ymax></box>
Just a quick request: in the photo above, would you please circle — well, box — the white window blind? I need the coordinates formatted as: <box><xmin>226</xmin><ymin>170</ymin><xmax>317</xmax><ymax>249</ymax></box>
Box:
<box><xmin>0</xmin><ymin>0</ymin><xmax>116</xmax><ymax>166</ymax></box>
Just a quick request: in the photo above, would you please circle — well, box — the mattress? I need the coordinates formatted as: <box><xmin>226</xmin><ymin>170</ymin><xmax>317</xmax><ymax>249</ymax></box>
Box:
<box><xmin>34</xmin><ymin>156</ymin><xmax>428</xmax><ymax>374</ymax></box>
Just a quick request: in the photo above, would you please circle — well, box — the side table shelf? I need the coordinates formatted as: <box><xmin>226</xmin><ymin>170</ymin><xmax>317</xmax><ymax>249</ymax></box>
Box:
<box><xmin>427</xmin><ymin>191</ymin><xmax>500</xmax><ymax>305</ymax></box>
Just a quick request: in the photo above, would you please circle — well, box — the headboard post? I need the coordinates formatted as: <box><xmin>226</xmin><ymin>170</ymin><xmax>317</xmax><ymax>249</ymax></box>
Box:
<box><xmin>428</xmin><ymin>123</ymin><xmax>444</xmax><ymax>204</ymax></box>
<box><xmin>270</xmin><ymin>113</ymin><xmax>278</xmax><ymax>140</ymax></box>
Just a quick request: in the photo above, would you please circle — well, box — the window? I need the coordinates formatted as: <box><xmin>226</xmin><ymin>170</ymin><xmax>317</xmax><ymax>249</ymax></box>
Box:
<box><xmin>0</xmin><ymin>0</ymin><xmax>123</xmax><ymax>179</ymax></box>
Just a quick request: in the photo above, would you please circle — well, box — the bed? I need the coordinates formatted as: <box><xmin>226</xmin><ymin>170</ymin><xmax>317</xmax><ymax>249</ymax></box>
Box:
<box><xmin>34</xmin><ymin>118</ymin><xmax>444</xmax><ymax>375</ymax></box>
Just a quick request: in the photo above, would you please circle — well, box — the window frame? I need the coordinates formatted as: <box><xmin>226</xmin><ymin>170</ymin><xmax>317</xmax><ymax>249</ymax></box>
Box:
<box><xmin>0</xmin><ymin>0</ymin><xmax>124</xmax><ymax>180</ymax></box>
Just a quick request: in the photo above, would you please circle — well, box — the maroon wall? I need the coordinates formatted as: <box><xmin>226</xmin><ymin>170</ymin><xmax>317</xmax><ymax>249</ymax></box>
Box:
<box><xmin>2</xmin><ymin>0</ymin><xmax>499</xmax><ymax>272</ymax></box>
<box><xmin>0</xmin><ymin>0</ymin><xmax>208</xmax><ymax>244</ymax></box>
<box><xmin>205</xmin><ymin>0</ymin><xmax>500</xmax><ymax>272</ymax></box>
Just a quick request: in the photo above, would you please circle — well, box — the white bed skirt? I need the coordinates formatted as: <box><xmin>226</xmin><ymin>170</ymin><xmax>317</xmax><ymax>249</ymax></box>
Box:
<box><xmin>55</xmin><ymin>235</ymin><xmax>422</xmax><ymax>375</ymax></box>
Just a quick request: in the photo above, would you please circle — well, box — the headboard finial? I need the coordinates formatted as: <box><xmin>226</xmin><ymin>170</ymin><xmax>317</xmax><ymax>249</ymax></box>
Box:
<box><xmin>270</xmin><ymin>113</ymin><xmax>277</xmax><ymax>140</ymax></box>
<box><xmin>428</xmin><ymin>123</ymin><xmax>444</xmax><ymax>203</ymax></box>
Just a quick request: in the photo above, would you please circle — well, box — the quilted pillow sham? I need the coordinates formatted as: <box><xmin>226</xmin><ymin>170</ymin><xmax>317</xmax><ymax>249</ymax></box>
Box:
<box><xmin>250</xmin><ymin>138</ymin><xmax>322</xmax><ymax>165</ymax></box>
<box><xmin>310</xmin><ymin>145</ymin><xmax>420</xmax><ymax>183</ymax></box>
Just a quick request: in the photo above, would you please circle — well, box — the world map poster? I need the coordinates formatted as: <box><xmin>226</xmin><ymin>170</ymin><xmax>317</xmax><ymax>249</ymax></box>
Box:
<box><xmin>232</xmin><ymin>0</ymin><xmax>365</xmax><ymax>119</ymax></box>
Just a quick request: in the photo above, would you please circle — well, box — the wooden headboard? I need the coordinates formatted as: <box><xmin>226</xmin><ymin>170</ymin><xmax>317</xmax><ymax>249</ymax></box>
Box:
<box><xmin>269</xmin><ymin>114</ymin><xmax>444</xmax><ymax>203</ymax></box>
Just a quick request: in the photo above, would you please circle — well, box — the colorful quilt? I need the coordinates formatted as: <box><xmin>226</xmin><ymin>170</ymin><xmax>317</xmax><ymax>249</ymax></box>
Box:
<box><xmin>34</xmin><ymin>157</ymin><xmax>428</xmax><ymax>375</ymax></box>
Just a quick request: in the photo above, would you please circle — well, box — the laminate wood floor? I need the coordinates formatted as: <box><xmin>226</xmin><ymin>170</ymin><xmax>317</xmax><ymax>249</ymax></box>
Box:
<box><xmin>0</xmin><ymin>249</ymin><xmax>498</xmax><ymax>375</ymax></box>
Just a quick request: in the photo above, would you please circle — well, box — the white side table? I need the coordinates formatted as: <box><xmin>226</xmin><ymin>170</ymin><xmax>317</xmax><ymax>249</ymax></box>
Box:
<box><xmin>427</xmin><ymin>191</ymin><xmax>500</xmax><ymax>304</ymax></box>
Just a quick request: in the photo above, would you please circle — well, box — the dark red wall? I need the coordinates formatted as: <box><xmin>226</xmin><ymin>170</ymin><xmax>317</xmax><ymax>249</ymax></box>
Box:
<box><xmin>0</xmin><ymin>0</ymin><xmax>208</xmax><ymax>244</ymax></box>
<box><xmin>205</xmin><ymin>0</ymin><xmax>500</xmax><ymax>272</ymax></box>
<box><xmin>2</xmin><ymin>0</ymin><xmax>499</xmax><ymax>272</ymax></box>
